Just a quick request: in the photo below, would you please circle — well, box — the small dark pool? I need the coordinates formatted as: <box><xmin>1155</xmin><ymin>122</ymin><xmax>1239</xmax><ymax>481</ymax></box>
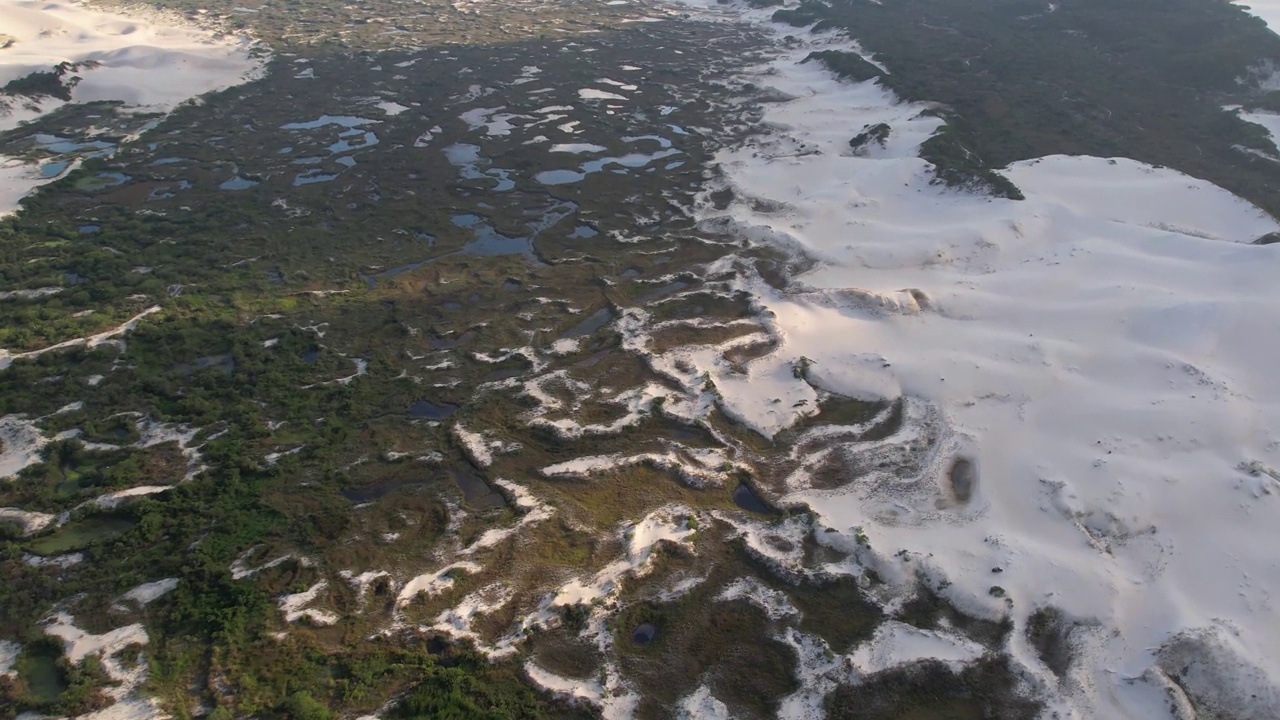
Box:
<box><xmin>408</xmin><ymin>400</ymin><xmax>458</xmax><ymax>420</ymax></box>
<box><xmin>452</xmin><ymin>466</ymin><xmax>506</xmax><ymax>510</ymax></box>
<box><xmin>485</xmin><ymin>366</ymin><xmax>527</xmax><ymax>382</ymax></box>
<box><xmin>427</xmin><ymin>331</ymin><xmax>473</xmax><ymax>350</ymax></box>
<box><xmin>631</xmin><ymin>623</ymin><xmax>658</xmax><ymax>645</ymax></box>
<box><xmin>732</xmin><ymin>482</ymin><xmax>773</xmax><ymax>514</ymax></box>
<box><xmin>340</xmin><ymin>476</ymin><xmax>426</xmax><ymax>503</ymax></box>
<box><xmin>637</xmin><ymin>280</ymin><xmax>691</xmax><ymax>303</ymax></box>
<box><xmin>19</xmin><ymin>648</ymin><xmax>67</xmax><ymax>703</ymax></box>
<box><xmin>174</xmin><ymin>354</ymin><xmax>235</xmax><ymax>377</ymax></box>
<box><xmin>948</xmin><ymin>457</ymin><xmax>977</xmax><ymax>503</ymax></box>
<box><xmin>563</xmin><ymin>307</ymin><xmax>615</xmax><ymax>338</ymax></box>
<box><xmin>220</xmin><ymin>176</ymin><xmax>259</xmax><ymax>191</ymax></box>
<box><xmin>41</xmin><ymin>160</ymin><xmax>70</xmax><ymax>178</ymax></box>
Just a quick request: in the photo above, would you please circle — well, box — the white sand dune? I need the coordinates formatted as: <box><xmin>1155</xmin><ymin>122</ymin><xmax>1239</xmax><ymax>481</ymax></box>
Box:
<box><xmin>1234</xmin><ymin>104</ymin><xmax>1280</xmax><ymax>152</ymax></box>
<box><xmin>41</xmin><ymin>612</ymin><xmax>165</xmax><ymax>720</ymax></box>
<box><xmin>0</xmin><ymin>154</ymin><xmax>69</xmax><ymax>217</ymax></box>
<box><xmin>0</xmin><ymin>0</ymin><xmax>259</xmax><ymax>108</ymax></box>
<box><xmin>0</xmin><ymin>639</ymin><xmax>17</xmax><ymax>678</ymax></box>
<box><xmin>121</xmin><ymin>577</ymin><xmax>178</xmax><ymax>606</ymax></box>
<box><xmin>0</xmin><ymin>506</ymin><xmax>56</xmax><ymax>534</ymax></box>
<box><xmin>0</xmin><ymin>305</ymin><xmax>161</xmax><ymax>370</ymax></box>
<box><xmin>680</xmin><ymin>1</ymin><xmax>1280</xmax><ymax>717</ymax></box>
<box><xmin>0</xmin><ymin>0</ymin><xmax>263</xmax><ymax>214</ymax></box>
<box><xmin>1235</xmin><ymin>0</ymin><xmax>1280</xmax><ymax>31</ymax></box>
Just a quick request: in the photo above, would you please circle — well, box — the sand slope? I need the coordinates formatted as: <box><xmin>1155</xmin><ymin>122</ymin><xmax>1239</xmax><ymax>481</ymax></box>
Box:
<box><xmin>681</xmin><ymin>1</ymin><xmax>1280</xmax><ymax>717</ymax></box>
